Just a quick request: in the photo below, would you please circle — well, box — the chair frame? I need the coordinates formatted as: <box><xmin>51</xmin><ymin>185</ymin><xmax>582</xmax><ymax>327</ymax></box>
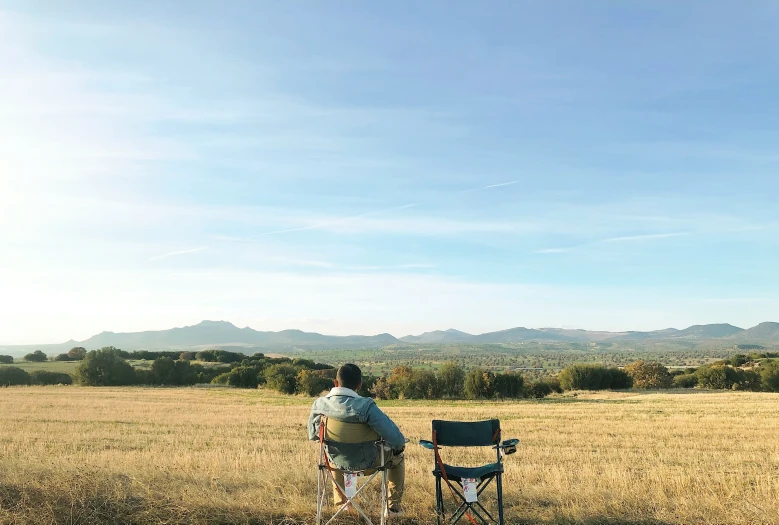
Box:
<box><xmin>315</xmin><ymin>415</ymin><xmax>390</xmax><ymax>525</ymax></box>
<box><xmin>425</xmin><ymin>419</ymin><xmax>515</xmax><ymax>525</ymax></box>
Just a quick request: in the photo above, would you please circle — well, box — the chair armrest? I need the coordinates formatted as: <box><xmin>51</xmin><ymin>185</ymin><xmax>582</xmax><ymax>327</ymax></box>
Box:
<box><xmin>498</xmin><ymin>438</ymin><xmax>519</xmax><ymax>455</ymax></box>
<box><xmin>419</xmin><ymin>439</ymin><xmax>435</xmax><ymax>450</ymax></box>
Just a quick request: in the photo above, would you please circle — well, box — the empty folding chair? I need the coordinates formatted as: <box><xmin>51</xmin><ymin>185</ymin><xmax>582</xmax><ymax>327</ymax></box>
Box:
<box><xmin>316</xmin><ymin>415</ymin><xmax>393</xmax><ymax>525</ymax></box>
<box><xmin>420</xmin><ymin>419</ymin><xmax>519</xmax><ymax>525</ymax></box>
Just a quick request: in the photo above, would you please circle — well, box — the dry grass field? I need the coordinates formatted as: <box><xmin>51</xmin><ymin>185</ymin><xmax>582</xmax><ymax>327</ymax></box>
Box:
<box><xmin>1</xmin><ymin>387</ymin><xmax>778</xmax><ymax>525</ymax></box>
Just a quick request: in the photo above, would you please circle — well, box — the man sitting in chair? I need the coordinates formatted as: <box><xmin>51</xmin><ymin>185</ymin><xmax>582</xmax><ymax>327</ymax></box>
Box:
<box><xmin>308</xmin><ymin>363</ymin><xmax>406</xmax><ymax>516</ymax></box>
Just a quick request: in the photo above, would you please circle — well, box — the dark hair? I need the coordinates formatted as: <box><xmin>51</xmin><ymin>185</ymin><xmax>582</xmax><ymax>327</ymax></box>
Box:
<box><xmin>337</xmin><ymin>363</ymin><xmax>362</xmax><ymax>390</ymax></box>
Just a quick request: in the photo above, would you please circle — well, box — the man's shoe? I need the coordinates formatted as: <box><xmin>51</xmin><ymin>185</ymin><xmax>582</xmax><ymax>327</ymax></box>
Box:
<box><xmin>386</xmin><ymin>506</ymin><xmax>404</xmax><ymax>519</ymax></box>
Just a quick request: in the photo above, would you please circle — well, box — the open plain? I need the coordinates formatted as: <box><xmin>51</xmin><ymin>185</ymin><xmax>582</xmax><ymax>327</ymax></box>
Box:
<box><xmin>1</xmin><ymin>387</ymin><xmax>778</xmax><ymax>525</ymax></box>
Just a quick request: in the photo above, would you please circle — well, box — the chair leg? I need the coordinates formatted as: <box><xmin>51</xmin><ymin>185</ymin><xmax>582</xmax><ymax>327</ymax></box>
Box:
<box><xmin>436</xmin><ymin>476</ymin><xmax>444</xmax><ymax>525</ymax></box>
<box><xmin>380</xmin><ymin>468</ymin><xmax>388</xmax><ymax>525</ymax></box>
<box><xmin>496</xmin><ymin>474</ymin><xmax>504</xmax><ymax>525</ymax></box>
<box><xmin>316</xmin><ymin>469</ymin><xmax>325</xmax><ymax>525</ymax></box>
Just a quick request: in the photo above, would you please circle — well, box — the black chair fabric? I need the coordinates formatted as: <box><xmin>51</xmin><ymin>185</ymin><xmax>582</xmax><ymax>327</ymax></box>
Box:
<box><xmin>434</xmin><ymin>462</ymin><xmax>504</xmax><ymax>483</ymax></box>
<box><xmin>432</xmin><ymin>419</ymin><xmax>501</xmax><ymax>447</ymax></box>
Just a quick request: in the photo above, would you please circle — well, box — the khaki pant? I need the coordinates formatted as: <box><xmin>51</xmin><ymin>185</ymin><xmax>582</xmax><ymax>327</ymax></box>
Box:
<box><xmin>332</xmin><ymin>452</ymin><xmax>405</xmax><ymax>511</ymax></box>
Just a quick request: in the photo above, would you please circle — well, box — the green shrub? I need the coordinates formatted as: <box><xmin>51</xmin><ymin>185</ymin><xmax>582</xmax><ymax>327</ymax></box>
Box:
<box><xmin>264</xmin><ymin>364</ymin><xmax>298</xmax><ymax>393</ymax></box>
<box><xmin>67</xmin><ymin>347</ymin><xmax>87</xmax><ymax>360</ymax></box>
<box><xmin>370</xmin><ymin>376</ymin><xmax>391</xmax><ymax>399</ymax></box>
<box><xmin>226</xmin><ymin>366</ymin><xmax>261</xmax><ymax>389</ymax></box>
<box><xmin>211</xmin><ymin>372</ymin><xmax>231</xmax><ymax>385</ymax></box>
<box><xmin>603</xmin><ymin>368</ymin><xmax>633</xmax><ymax>389</ymax></box>
<box><xmin>559</xmin><ymin>364</ymin><xmax>632</xmax><ymax>390</ymax></box>
<box><xmin>195</xmin><ymin>349</ymin><xmax>245</xmax><ymax>363</ymax></box>
<box><xmin>0</xmin><ymin>366</ymin><xmax>31</xmax><ymax>386</ymax></box>
<box><xmin>0</xmin><ymin>355</ymin><xmax>13</xmax><ymax>364</ymax></box>
<box><xmin>733</xmin><ymin>369</ymin><xmax>761</xmax><ymax>391</ymax></box>
<box><xmin>673</xmin><ymin>373</ymin><xmax>697</xmax><ymax>388</ymax></box>
<box><xmin>761</xmin><ymin>361</ymin><xmax>779</xmax><ymax>392</ymax></box>
<box><xmin>24</xmin><ymin>350</ymin><xmax>48</xmax><ymax>362</ymax></box>
<box><xmin>464</xmin><ymin>368</ymin><xmax>496</xmax><ymax>399</ymax></box>
<box><xmin>30</xmin><ymin>370</ymin><xmax>73</xmax><ymax>385</ymax></box>
<box><xmin>527</xmin><ymin>381</ymin><xmax>554</xmax><ymax>399</ymax></box>
<box><xmin>695</xmin><ymin>365</ymin><xmax>740</xmax><ymax>390</ymax></box>
<box><xmin>296</xmin><ymin>369</ymin><xmax>333</xmax><ymax>396</ymax></box>
<box><xmin>75</xmin><ymin>348</ymin><xmax>136</xmax><ymax>386</ymax></box>
<box><xmin>437</xmin><ymin>362</ymin><xmax>466</xmax><ymax>398</ymax></box>
<box><xmin>623</xmin><ymin>360</ymin><xmax>673</xmax><ymax>389</ymax></box>
<box><xmin>495</xmin><ymin>372</ymin><xmax>524</xmax><ymax>398</ymax></box>
<box><xmin>54</xmin><ymin>354</ymin><xmax>75</xmax><ymax>362</ymax></box>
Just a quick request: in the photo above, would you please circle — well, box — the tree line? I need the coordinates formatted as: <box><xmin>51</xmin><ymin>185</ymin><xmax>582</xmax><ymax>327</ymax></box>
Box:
<box><xmin>558</xmin><ymin>355</ymin><xmax>779</xmax><ymax>392</ymax></box>
<box><xmin>3</xmin><ymin>347</ymin><xmax>778</xmax><ymax>396</ymax></box>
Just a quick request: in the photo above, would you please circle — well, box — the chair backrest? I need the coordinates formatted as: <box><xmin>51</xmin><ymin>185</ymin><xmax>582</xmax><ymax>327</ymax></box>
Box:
<box><xmin>321</xmin><ymin>418</ymin><xmax>382</xmax><ymax>471</ymax></box>
<box><xmin>432</xmin><ymin>419</ymin><xmax>501</xmax><ymax>447</ymax></box>
<box><xmin>325</xmin><ymin>419</ymin><xmax>380</xmax><ymax>443</ymax></box>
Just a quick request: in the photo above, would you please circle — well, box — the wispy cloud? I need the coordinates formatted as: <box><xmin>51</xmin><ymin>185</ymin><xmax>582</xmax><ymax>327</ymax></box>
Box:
<box><xmin>536</xmin><ymin>232</ymin><xmax>691</xmax><ymax>254</ymax></box>
<box><xmin>459</xmin><ymin>180</ymin><xmax>520</xmax><ymax>194</ymax></box>
<box><xmin>149</xmin><ymin>246</ymin><xmax>208</xmax><ymax>261</ymax></box>
<box><xmin>534</xmin><ymin>247</ymin><xmax>576</xmax><ymax>254</ymax></box>
<box><xmin>483</xmin><ymin>180</ymin><xmax>519</xmax><ymax>189</ymax></box>
<box><xmin>255</xmin><ymin>203</ymin><xmax>419</xmax><ymax>237</ymax></box>
<box><xmin>599</xmin><ymin>232</ymin><xmax>691</xmax><ymax>243</ymax></box>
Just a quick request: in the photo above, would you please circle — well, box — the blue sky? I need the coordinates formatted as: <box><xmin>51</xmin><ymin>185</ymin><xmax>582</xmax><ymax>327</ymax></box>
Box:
<box><xmin>1</xmin><ymin>2</ymin><xmax>778</xmax><ymax>343</ymax></box>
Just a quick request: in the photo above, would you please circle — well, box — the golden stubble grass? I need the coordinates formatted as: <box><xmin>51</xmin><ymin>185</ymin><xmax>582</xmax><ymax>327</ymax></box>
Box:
<box><xmin>1</xmin><ymin>387</ymin><xmax>778</xmax><ymax>525</ymax></box>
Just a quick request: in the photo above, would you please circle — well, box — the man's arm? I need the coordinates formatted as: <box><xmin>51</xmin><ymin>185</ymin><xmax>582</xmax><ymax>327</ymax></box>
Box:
<box><xmin>307</xmin><ymin>402</ymin><xmax>322</xmax><ymax>441</ymax></box>
<box><xmin>365</xmin><ymin>401</ymin><xmax>406</xmax><ymax>449</ymax></box>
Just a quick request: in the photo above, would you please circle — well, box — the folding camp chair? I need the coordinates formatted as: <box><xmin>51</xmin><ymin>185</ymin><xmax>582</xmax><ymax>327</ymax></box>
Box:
<box><xmin>316</xmin><ymin>415</ymin><xmax>392</xmax><ymax>525</ymax></box>
<box><xmin>420</xmin><ymin>419</ymin><xmax>519</xmax><ymax>525</ymax></box>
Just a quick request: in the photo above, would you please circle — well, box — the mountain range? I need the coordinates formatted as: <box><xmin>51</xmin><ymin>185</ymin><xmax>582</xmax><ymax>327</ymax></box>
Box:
<box><xmin>2</xmin><ymin>320</ymin><xmax>778</xmax><ymax>357</ymax></box>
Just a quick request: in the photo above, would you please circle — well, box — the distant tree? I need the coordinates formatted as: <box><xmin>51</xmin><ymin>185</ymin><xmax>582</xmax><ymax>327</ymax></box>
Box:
<box><xmin>761</xmin><ymin>361</ymin><xmax>779</xmax><ymax>392</ymax></box>
<box><xmin>30</xmin><ymin>370</ymin><xmax>72</xmax><ymax>386</ymax></box>
<box><xmin>54</xmin><ymin>354</ymin><xmax>74</xmax><ymax>362</ymax></box>
<box><xmin>387</xmin><ymin>365</ymin><xmax>416</xmax><ymax>399</ymax></box>
<box><xmin>196</xmin><ymin>349</ymin><xmax>245</xmax><ymax>363</ymax></box>
<box><xmin>526</xmin><ymin>381</ymin><xmax>554</xmax><ymax>399</ymax></box>
<box><xmin>673</xmin><ymin>373</ymin><xmax>698</xmax><ymax>388</ymax></box>
<box><xmin>464</xmin><ymin>368</ymin><xmax>496</xmax><ymax>399</ymax></box>
<box><xmin>494</xmin><ymin>371</ymin><xmax>524</xmax><ymax>398</ymax></box>
<box><xmin>296</xmin><ymin>369</ymin><xmax>333</xmax><ymax>396</ymax></box>
<box><xmin>75</xmin><ymin>347</ymin><xmax>136</xmax><ymax>386</ymax></box>
<box><xmin>67</xmin><ymin>347</ymin><xmax>87</xmax><ymax>360</ymax></box>
<box><xmin>151</xmin><ymin>357</ymin><xmax>177</xmax><ymax>384</ymax></box>
<box><xmin>224</xmin><ymin>366</ymin><xmax>260</xmax><ymax>389</ymax></box>
<box><xmin>733</xmin><ymin>369</ymin><xmax>761</xmax><ymax>391</ymax></box>
<box><xmin>179</xmin><ymin>351</ymin><xmax>196</xmax><ymax>361</ymax></box>
<box><xmin>0</xmin><ymin>366</ymin><xmax>31</xmax><ymax>385</ymax></box>
<box><xmin>437</xmin><ymin>362</ymin><xmax>466</xmax><ymax>398</ymax></box>
<box><xmin>558</xmin><ymin>364</ymin><xmax>606</xmax><ymax>391</ymax></box>
<box><xmin>264</xmin><ymin>364</ymin><xmax>298</xmax><ymax>394</ymax></box>
<box><xmin>211</xmin><ymin>372</ymin><xmax>231</xmax><ymax>385</ymax></box>
<box><xmin>412</xmin><ymin>369</ymin><xmax>440</xmax><ymax>399</ymax></box>
<box><xmin>24</xmin><ymin>350</ymin><xmax>48</xmax><ymax>362</ymax></box>
<box><xmin>623</xmin><ymin>361</ymin><xmax>673</xmax><ymax>389</ymax></box>
<box><xmin>695</xmin><ymin>365</ymin><xmax>740</xmax><ymax>390</ymax></box>
<box><xmin>370</xmin><ymin>376</ymin><xmax>391</xmax><ymax>400</ymax></box>
<box><xmin>0</xmin><ymin>355</ymin><xmax>13</xmax><ymax>364</ymax></box>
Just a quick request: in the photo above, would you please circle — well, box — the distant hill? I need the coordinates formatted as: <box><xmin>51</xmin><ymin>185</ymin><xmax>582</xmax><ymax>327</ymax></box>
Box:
<box><xmin>732</xmin><ymin>322</ymin><xmax>779</xmax><ymax>342</ymax></box>
<box><xmin>2</xmin><ymin>321</ymin><xmax>778</xmax><ymax>357</ymax></box>
<box><xmin>677</xmin><ymin>323</ymin><xmax>744</xmax><ymax>338</ymax></box>
<box><xmin>400</xmin><ymin>329</ymin><xmax>474</xmax><ymax>344</ymax></box>
<box><xmin>0</xmin><ymin>321</ymin><xmax>400</xmax><ymax>356</ymax></box>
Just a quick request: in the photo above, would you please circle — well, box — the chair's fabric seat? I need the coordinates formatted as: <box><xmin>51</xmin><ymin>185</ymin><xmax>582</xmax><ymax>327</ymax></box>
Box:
<box><xmin>433</xmin><ymin>462</ymin><xmax>503</xmax><ymax>482</ymax></box>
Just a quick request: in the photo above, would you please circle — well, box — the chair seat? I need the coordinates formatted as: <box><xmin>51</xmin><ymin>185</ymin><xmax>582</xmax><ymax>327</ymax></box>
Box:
<box><xmin>434</xmin><ymin>462</ymin><xmax>503</xmax><ymax>482</ymax></box>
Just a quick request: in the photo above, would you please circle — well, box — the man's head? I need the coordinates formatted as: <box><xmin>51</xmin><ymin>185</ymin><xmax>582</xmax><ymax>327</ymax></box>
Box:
<box><xmin>335</xmin><ymin>363</ymin><xmax>362</xmax><ymax>391</ymax></box>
